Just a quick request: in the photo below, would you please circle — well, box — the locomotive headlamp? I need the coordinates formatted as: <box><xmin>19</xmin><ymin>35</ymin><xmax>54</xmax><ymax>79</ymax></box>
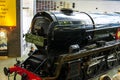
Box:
<box><xmin>116</xmin><ymin>28</ymin><xmax>120</xmax><ymax>39</ymax></box>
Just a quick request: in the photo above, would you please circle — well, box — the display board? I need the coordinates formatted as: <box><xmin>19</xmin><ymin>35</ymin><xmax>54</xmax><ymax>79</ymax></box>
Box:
<box><xmin>0</xmin><ymin>0</ymin><xmax>16</xmax><ymax>27</ymax></box>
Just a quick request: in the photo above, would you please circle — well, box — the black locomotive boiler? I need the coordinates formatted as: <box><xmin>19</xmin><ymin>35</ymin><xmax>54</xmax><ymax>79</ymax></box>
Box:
<box><xmin>4</xmin><ymin>9</ymin><xmax>120</xmax><ymax>80</ymax></box>
<box><xmin>27</xmin><ymin>9</ymin><xmax>120</xmax><ymax>54</ymax></box>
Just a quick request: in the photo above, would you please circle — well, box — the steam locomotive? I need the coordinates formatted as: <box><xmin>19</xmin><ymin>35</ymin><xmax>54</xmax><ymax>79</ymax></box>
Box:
<box><xmin>4</xmin><ymin>9</ymin><xmax>120</xmax><ymax>80</ymax></box>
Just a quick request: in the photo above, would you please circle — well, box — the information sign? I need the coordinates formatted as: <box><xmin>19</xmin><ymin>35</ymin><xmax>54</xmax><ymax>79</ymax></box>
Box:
<box><xmin>0</xmin><ymin>0</ymin><xmax>16</xmax><ymax>26</ymax></box>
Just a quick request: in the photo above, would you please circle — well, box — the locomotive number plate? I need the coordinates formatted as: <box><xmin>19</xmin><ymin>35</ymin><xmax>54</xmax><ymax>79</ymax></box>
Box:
<box><xmin>25</xmin><ymin>33</ymin><xmax>45</xmax><ymax>47</ymax></box>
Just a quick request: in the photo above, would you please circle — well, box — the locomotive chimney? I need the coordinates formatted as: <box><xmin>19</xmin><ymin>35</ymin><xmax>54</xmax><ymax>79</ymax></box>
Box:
<box><xmin>60</xmin><ymin>8</ymin><xmax>73</xmax><ymax>15</ymax></box>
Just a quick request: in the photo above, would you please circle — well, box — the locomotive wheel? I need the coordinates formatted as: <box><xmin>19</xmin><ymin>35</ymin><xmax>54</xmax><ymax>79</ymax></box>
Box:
<box><xmin>115</xmin><ymin>46</ymin><xmax>120</xmax><ymax>64</ymax></box>
<box><xmin>87</xmin><ymin>65</ymin><xmax>98</xmax><ymax>78</ymax></box>
<box><xmin>107</xmin><ymin>48</ymin><xmax>119</xmax><ymax>68</ymax></box>
<box><xmin>57</xmin><ymin>68</ymin><xmax>68</xmax><ymax>80</ymax></box>
<box><xmin>107</xmin><ymin>56</ymin><xmax>117</xmax><ymax>68</ymax></box>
